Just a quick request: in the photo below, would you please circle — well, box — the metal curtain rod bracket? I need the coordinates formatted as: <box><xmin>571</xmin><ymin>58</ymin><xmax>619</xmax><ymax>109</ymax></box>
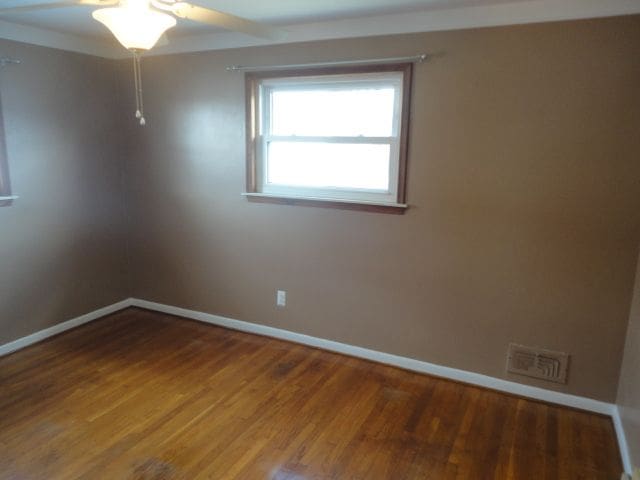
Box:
<box><xmin>0</xmin><ymin>57</ymin><xmax>21</xmax><ymax>68</ymax></box>
<box><xmin>226</xmin><ymin>53</ymin><xmax>428</xmax><ymax>72</ymax></box>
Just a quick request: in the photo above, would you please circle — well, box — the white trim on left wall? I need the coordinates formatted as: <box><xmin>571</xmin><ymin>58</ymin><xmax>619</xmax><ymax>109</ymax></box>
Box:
<box><xmin>0</xmin><ymin>298</ymin><xmax>133</xmax><ymax>357</ymax></box>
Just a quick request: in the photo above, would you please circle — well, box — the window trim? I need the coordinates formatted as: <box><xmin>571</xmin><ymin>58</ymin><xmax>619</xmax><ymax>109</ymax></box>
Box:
<box><xmin>245</xmin><ymin>63</ymin><xmax>413</xmax><ymax>213</ymax></box>
<box><xmin>0</xmin><ymin>96</ymin><xmax>14</xmax><ymax>207</ymax></box>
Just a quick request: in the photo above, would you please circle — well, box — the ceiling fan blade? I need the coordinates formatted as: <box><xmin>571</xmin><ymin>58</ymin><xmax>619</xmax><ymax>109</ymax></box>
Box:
<box><xmin>0</xmin><ymin>0</ymin><xmax>117</xmax><ymax>15</ymax></box>
<box><xmin>172</xmin><ymin>2</ymin><xmax>286</xmax><ymax>41</ymax></box>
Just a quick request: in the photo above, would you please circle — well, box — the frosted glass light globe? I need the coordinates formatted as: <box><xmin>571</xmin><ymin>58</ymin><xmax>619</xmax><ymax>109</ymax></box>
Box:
<box><xmin>92</xmin><ymin>2</ymin><xmax>176</xmax><ymax>51</ymax></box>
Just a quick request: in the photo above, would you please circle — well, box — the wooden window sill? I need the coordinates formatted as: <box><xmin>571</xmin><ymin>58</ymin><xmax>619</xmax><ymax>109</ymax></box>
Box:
<box><xmin>0</xmin><ymin>195</ymin><xmax>18</xmax><ymax>207</ymax></box>
<box><xmin>242</xmin><ymin>192</ymin><xmax>408</xmax><ymax>214</ymax></box>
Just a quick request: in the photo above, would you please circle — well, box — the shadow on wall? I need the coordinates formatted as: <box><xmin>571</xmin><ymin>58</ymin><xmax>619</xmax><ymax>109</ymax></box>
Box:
<box><xmin>0</xmin><ymin>39</ymin><xmax>130</xmax><ymax>345</ymax></box>
<box><xmin>0</xmin><ymin>227</ymin><xmax>127</xmax><ymax>344</ymax></box>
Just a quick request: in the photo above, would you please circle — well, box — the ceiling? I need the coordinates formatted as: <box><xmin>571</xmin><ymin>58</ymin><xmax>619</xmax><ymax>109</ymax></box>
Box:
<box><xmin>0</xmin><ymin>0</ymin><xmax>526</xmax><ymax>39</ymax></box>
<box><xmin>1</xmin><ymin>0</ymin><xmax>640</xmax><ymax>58</ymax></box>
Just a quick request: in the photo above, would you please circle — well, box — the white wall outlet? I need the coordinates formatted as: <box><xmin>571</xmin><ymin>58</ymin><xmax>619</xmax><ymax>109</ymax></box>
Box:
<box><xmin>276</xmin><ymin>290</ymin><xmax>286</xmax><ymax>307</ymax></box>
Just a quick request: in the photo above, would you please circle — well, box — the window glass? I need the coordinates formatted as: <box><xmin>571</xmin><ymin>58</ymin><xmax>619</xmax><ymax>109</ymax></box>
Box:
<box><xmin>267</xmin><ymin>142</ymin><xmax>390</xmax><ymax>190</ymax></box>
<box><xmin>270</xmin><ymin>87</ymin><xmax>396</xmax><ymax>137</ymax></box>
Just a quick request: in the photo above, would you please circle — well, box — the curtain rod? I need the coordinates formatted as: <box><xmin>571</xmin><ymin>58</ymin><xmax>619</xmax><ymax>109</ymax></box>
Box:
<box><xmin>226</xmin><ymin>54</ymin><xmax>428</xmax><ymax>72</ymax></box>
<box><xmin>0</xmin><ymin>57</ymin><xmax>21</xmax><ymax>68</ymax></box>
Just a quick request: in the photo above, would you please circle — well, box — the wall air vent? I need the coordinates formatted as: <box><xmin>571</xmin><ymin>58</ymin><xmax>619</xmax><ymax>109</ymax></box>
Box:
<box><xmin>506</xmin><ymin>343</ymin><xmax>569</xmax><ymax>384</ymax></box>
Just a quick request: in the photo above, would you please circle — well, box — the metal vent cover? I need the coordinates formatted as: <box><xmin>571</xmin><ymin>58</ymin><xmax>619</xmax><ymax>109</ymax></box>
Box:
<box><xmin>507</xmin><ymin>343</ymin><xmax>569</xmax><ymax>384</ymax></box>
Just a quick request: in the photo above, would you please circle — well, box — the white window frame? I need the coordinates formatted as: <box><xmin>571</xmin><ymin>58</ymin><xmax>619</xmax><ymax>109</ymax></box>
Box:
<box><xmin>245</xmin><ymin>64</ymin><xmax>412</xmax><ymax>212</ymax></box>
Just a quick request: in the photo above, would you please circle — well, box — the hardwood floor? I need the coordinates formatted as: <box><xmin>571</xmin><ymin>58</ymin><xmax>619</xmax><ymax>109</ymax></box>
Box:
<box><xmin>0</xmin><ymin>308</ymin><xmax>622</xmax><ymax>479</ymax></box>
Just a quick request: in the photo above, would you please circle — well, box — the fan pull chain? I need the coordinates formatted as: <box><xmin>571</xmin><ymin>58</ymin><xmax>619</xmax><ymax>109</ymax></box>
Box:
<box><xmin>132</xmin><ymin>51</ymin><xmax>146</xmax><ymax>126</ymax></box>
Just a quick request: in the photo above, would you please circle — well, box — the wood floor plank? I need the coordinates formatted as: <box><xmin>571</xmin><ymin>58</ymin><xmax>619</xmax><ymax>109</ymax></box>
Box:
<box><xmin>0</xmin><ymin>308</ymin><xmax>623</xmax><ymax>479</ymax></box>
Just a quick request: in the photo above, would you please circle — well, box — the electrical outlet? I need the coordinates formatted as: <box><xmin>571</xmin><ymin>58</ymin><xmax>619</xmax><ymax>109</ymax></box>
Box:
<box><xmin>276</xmin><ymin>290</ymin><xmax>286</xmax><ymax>307</ymax></box>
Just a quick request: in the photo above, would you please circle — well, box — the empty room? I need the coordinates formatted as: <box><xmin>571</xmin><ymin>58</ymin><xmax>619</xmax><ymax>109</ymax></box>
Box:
<box><xmin>1</xmin><ymin>0</ymin><xmax>639</xmax><ymax>478</ymax></box>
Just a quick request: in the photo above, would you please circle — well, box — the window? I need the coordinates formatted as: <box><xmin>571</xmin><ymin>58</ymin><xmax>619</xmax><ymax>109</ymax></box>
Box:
<box><xmin>245</xmin><ymin>64</ymin><xmax>412</xmax><ymax>212</ymax></box>
<box><xmin>0</xmin><ymin>98</ymin><xmax>13</xmax><ymax>207</ymax></box>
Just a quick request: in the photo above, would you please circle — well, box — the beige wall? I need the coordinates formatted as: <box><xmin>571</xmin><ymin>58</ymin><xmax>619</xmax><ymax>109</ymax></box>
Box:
<box><xmin>618</xmin><ymin>249</ymin><xmax>640</xmax><ymax>468</ymax></box>
<box><xmin>123</xmin><ymin>16</ymin><xmax>640</xmax><ymax>402</ymax></box>
<box><xmin>0</xmin><ymin>39</ymin><xmax>129</xmax><ymax>344</ymax></box>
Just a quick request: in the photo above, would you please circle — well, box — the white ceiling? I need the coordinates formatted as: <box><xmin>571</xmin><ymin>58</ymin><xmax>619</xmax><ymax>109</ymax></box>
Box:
<box><xmin>0</xmin><ymin>0</ymin><xmax>528</xmax><ymax>39</ymax></box>
<box><xmin>1</xmin><ymin>0</ymin><xmax>640</xmax><ymax>58</ymax></box>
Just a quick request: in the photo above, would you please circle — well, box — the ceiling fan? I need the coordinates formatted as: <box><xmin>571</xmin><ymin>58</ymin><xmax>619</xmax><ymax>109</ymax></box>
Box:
<box><xmin>0</xmin><ymin>0</ymin><xmax>286</xmax><ymax>125</ymax></box>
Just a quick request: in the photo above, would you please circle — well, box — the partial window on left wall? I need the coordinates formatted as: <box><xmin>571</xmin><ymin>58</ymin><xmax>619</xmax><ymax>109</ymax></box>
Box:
<box><xmin>0</xmin><ymin>95</ymin><xmax>13</xmax><ymax>206</ymax></box>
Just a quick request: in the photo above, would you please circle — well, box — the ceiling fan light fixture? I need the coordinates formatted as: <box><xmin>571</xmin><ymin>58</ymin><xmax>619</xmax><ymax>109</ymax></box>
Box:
<box><xmin>92</xmin><ymin>3</ymin><xmax>176</xmax><ymax>51</ymax></box>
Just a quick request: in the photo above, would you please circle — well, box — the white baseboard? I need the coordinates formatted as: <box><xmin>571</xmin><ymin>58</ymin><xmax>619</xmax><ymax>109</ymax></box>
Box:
<box><xmin>613</xmin><ymin>406</ymin><xmax>633</xmax><ymax>474</ymax></box>
<box><xmin>0</xmin><ymin>298</ymin><xmax>133</xmax><ymax>357</ymax></box>
<box><xmin>130</xmin><ymin>298</ymin><xmax>615</xmax><ymax>416</ymax></box>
